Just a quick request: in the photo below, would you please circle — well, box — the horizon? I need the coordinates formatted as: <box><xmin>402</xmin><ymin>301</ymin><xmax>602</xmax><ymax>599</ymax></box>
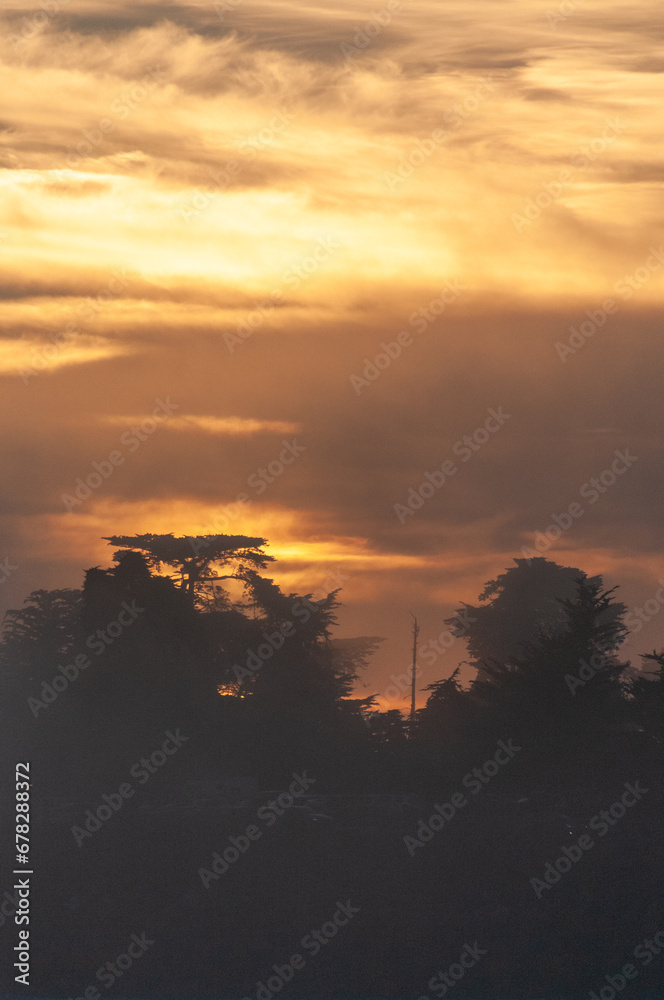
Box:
<box><xmin>1</xmin><ymin>0</ymin><xmax>664</xmax><ymax>711</ymax></box>
<box><xmin>3</xmin><ymin>535</ymin><xmax>663</xmax><ymax>712</ymax></box>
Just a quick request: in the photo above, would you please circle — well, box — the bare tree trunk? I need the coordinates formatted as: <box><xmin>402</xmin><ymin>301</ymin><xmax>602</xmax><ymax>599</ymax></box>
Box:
<box><xmin>410</xmin><ymin>613</ymin><xmax>420</xmax><ymax>727</ymax></box>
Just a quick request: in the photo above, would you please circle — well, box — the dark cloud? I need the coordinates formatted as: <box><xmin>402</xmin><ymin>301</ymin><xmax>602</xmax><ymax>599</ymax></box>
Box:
<box><xmin>523</xmin><ymin>87</ymin><xmax>573</xmax><ymax>102</ymax></box>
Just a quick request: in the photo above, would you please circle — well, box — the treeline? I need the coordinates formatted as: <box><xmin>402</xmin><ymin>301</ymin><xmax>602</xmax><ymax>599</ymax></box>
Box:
<box><xmin>1</xmin><ymin>536</ymin><xmax>662</xmax><ymax>795</ymax></box>
<box><xmin>2</xmin><ymin>537</ymin><xmax>663</xmax><ymax>998</ymax></box>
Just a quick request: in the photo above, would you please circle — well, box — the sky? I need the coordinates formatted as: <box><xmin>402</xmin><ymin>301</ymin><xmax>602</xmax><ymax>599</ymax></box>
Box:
<box><xmin>1</xmin><ymin>0</ymin><xmax>663</xmax><ymax>709</ymax></box>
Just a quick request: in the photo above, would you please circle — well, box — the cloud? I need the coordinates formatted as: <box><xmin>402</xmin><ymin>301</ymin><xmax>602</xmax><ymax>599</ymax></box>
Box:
<box><xmin>102</xmin><ymin>414</ymin><xmax>302</xmax><ymax>435</ymax></box>
<box><xmin>1</xmin><ymin>0</ymin><xmax>663</xmax><ymax>691</ymax></box>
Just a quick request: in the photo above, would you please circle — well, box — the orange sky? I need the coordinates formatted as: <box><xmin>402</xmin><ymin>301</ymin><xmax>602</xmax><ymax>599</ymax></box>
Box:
<box><xmin>1</xmin><ymin>0</ymin><xmax>663</xmax><ymax>709</ymax></box>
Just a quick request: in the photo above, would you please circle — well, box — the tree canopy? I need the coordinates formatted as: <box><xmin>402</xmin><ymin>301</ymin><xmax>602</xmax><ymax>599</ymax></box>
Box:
<box><xmin>103</xmin><ymin>532</ymin><xmax>273</xmax><ymax>596</ymax></box>
<box><xmin>3</xmin><ymin>544</ymin><xmax>660</xmax><ymax>788</ymax></box>
<box><xmin>444</xmin><ymin>556</ymin><xmax>627</xmax><ymax>682</ymax></box>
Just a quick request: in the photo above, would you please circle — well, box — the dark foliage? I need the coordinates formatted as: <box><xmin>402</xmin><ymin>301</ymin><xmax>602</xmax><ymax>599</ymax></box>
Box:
<box><xmin>1</xmin><ymin>541</ymin><xmax>661</xmax><ymax>999</ymax></box>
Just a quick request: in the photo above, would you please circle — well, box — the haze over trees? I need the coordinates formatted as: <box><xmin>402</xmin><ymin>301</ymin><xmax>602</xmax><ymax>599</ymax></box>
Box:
<box><xmin>2</xmin><ymin>544</ymin><xmax>661</xmax><ymax>780</ymax></box>
<box><xmin>444</xmin><ymin>557</ymin><xmax>627</xmax><ymax>682</ymax></box>
<box><xmin>1</xmin><ymin>540</ymin><xmax>662</xmax><ymax>998</ymax></box>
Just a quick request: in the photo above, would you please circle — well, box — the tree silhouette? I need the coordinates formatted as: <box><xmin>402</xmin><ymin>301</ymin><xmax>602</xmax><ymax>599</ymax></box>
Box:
<box><xmin>233</xmin><ymin>568</ymin><xmax>382</xmax><ymax>703</ymax></box>
<box><xmin>445</xmin><ymin>557</ymin><xmax>626</xmax><ymax>683</ymax></box>
<box><xmin>632</xmin><ymin>649</ymin><xmax>664</xmax><ymax>747</ymax></box>
<box><xmin>467</xmin><ymin>576</ymin><xmax>630</xmax><ymax>771</ymax></box>
<box><xmin>367</xmin><ymin>708</ymin><xmax>409</xmax><ymax>762</ymax></box>
<box><xmin>103</xmin><ymin>532</ymin><xmax>273</xmax><ymax>599</ymax></box>
<box><xmin>0</xmin><ymin>587</ymin><xmax>82</xmax><ymax>684</ymax></box>
<box><xmin>1</xmin><ymin>543</ymin><xmax>659</xmax><ymax>998</ymax></box>
<box><xmin>413</xmin><ymin>667</ymin><xmax>480</xmax><ymax>778</ymax></box>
